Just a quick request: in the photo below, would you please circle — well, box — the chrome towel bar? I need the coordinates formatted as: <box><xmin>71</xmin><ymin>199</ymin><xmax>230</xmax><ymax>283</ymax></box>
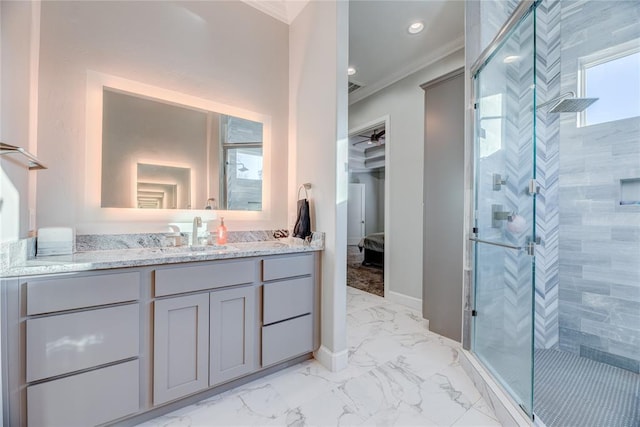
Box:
<box><xmin>0</xmin><ymin>142</ymin><xmax>47</xmax><ymax>170</ymax></box>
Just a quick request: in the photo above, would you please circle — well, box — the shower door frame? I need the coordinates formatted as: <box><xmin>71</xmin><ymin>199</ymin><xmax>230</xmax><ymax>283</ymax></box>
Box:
<box><xmin>464</xmin><ymin>0</ymin><xmax>541</xmax><ymax>421</ymax></box>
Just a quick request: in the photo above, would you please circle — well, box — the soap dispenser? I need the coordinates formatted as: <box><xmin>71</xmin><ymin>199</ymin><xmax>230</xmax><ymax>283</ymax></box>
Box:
<box><xmin>216</xmin><ymin>217</ymin><xmax>227</xmax><ymax>245</ymax></box>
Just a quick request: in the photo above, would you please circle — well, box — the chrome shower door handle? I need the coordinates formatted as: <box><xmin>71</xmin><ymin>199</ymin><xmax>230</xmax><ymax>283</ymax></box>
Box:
<box><xmin>469</xmin><ymin>237</ymin><xmax>522</xmax><ymax>251</ymax></box>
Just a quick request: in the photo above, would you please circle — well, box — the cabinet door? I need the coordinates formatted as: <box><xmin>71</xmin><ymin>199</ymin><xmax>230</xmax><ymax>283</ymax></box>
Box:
<box><xmin>210</xmin><ymin>286</ymin><xmax>256</xmax><ymax>386</ymax></box>
<box><xmin>153</xmin><ymin>294</ymin><xmax>209</xmax><ymax>405</ymax></box>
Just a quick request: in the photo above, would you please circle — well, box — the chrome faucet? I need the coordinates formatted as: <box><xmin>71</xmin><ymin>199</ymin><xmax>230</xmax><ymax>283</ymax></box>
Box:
<box><xmin>167</xmin><ymin>224</ymin><xmax>183</xmax><ymax>247</ymax></box>
<box><xmin>192</xmin><ymin>216</ymin><xmax>202</xmax><ymax>246</ymax></box>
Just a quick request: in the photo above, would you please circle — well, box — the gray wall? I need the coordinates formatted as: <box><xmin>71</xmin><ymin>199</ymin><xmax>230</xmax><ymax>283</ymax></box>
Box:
<box><xmin>349</xmin><ymin>49</ymin><xmax>465</xmax><ymax>304</ymax></box>
<box><xmin>422</xmin><ymin>70</ymin><xmax>464</xmax><ymax>342</ymax></box>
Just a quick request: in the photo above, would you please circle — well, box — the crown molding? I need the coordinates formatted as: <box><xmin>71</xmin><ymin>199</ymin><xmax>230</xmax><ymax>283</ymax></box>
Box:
<box><xmin>241</xmin><ymin>0</ymin><xmax>309</xmax><ymax>24</ymax></box>
<box><xmin>349</xmin><ymin>37</ymin><xmax>465</xmax><ymax>105</ymax></box>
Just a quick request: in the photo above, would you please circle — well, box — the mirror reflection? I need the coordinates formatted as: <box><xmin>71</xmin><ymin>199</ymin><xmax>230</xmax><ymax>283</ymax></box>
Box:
<box><xmin>101</xmin><ymin>88</ymin><xmax>263</xmax><ymax>211</ymax></box>
<box><xmin>136</xmin><ymin>163</ymin><xmax>191</xmax><ymax>209</ymax></box>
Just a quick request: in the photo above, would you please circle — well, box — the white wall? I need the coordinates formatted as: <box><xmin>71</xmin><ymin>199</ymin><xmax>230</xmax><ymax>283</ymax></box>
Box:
<box><xmin>349</xmin><ymin>171</ymin><xmax>384</xmax><ymax>235</ymax></box>
<box><xmin>289</xmin><ymin>0</ymin><xmax>349</xmax><ymax>371</ymax></box>
<box><xmin>35</xmin><ymin>1</ymin><xmax>289</xmax><ymax>232</ymax></box>
<box><xmin>0</xmin><ymin>1</ymin><xmax>39</xmax><ymax>242</ymax></box>
<box><xmin>349</xmin><ymin>48</ymin><xmax>464</xmax><ymax>304</ymax></box>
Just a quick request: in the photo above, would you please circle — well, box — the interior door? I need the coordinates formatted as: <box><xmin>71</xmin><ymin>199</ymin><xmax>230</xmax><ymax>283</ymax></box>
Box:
<box><xmin>347</xmin><ymin>183</ymin><xmax>365</xmax><ymax>245</ymax></box>
<box><xmin>471</xmin><ymin>5</ymin><xmax>537</xmax><ymax>418</ymax></box>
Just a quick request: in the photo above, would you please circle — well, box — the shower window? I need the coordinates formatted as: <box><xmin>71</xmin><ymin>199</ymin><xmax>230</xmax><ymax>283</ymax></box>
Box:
<box><xmin>578</xmin><ymin>40</ymin><xmax>640</xmax><ymax>127</ymax></box>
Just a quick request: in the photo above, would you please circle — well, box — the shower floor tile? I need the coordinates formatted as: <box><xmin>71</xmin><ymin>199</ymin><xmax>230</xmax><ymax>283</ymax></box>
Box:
<box><xmin>535</xmin><ymin>349</ymin><xmax>640</xmax><ymax>427</ymax></box>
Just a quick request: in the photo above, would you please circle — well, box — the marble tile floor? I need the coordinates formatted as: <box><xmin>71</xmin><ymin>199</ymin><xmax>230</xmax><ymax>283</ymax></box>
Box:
<box><xmin>137</xmin><ymin>287</ymin><xmax>501</xmax><ymax>427</ymax></box>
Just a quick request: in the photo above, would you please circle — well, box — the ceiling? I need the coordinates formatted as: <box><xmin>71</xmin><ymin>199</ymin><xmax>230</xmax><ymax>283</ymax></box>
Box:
<box><xmin>241</xmin><ymin>1</ymin><xmax>464</xmax><ymax>172</ymax></box>
<box><xmin>241</xmin><ymin>0</ymin><xmax>464</xmax><ymax>104</ymax></box>
<box><xmin>348</xmin><ymin>0</ymin><xmax>464</xmax><ymax>103</ymax></box>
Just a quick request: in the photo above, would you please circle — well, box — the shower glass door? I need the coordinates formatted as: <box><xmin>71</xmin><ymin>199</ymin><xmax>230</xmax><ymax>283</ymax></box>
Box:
<box><xmin>472</xmin><ymin>6</ymin><xmax>537</xmax><ymax>418</ymax></box>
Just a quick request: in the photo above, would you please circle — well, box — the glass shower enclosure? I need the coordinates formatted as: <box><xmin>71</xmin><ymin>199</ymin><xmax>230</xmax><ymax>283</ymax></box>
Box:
<box><xmin>470</xmin><ymin>1</ymin><xmax>640</xmax><ymax>425</ymax></box>
<box><xmin>471</xmin><ymin>4</ymin><xmax>537</xmax><ymax>418</ymax></box>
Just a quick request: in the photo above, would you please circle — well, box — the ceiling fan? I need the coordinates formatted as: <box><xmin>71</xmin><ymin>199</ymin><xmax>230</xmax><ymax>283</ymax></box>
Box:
<box><xmin>352</xmin><ymin>128</ymin><xmax>385</xmax><ymax>146</ymax></box>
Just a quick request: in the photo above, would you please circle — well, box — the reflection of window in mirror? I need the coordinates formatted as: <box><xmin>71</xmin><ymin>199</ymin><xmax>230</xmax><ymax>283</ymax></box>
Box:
<box><xmin>220</xmin><ymin>116</ymin><xmax>263</xmax><ymax>211</ymax></box>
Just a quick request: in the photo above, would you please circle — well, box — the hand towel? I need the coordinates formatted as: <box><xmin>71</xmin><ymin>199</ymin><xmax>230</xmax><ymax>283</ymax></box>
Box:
<box><xmin>293</xmin><ymin>198</ymin><xmax>311</xmax><ymax>239</ymax></box>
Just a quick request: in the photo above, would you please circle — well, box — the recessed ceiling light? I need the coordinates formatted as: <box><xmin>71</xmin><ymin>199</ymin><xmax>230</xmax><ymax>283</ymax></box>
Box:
<box><xmin>347</xmin><ymin>67</ymin><xmax>357</xmax><ymax>76</ymax></box>
<box><xmin>408</xmin><ymin>22</ymin><xmax>424</xmax><ymax>34</ymax></box>
<box><xmin>503</xmin><ymin>55</ymin><xmax>520</xmax><ymax>63</ymax></box>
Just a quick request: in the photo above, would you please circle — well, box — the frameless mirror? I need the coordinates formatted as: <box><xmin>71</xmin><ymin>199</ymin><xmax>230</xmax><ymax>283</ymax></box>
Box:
<box><xmin>100</xmin><ymin>88</ymin><xmax>263</xmax><ymax>211</ymax></box>
<box><xmin>136</xmin><ymin>163</ymin><xmax>191</xmax><ymax>209</ymax></box>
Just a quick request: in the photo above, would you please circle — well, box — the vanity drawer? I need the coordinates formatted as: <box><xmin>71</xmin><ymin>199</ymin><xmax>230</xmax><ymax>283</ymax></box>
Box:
<box><xmin>27</xmin><ymin>360</ymin><xmax>139</xmax><ymax>427</ymax></box>
<box><xmin>262</xmin><ymin>314</ymin><xmax>313</xmax><ymax>367</ymax></box>
<box><xmin>26</xmin><ymin>271</ymin><xmax>140</xmax><ymax>315</ymax></box>
<box><xmin>155</xmin><ymin>259</ymin><xmax>255</xmax><ymax>296</ymax></box>
<box><xmin>263</xmin><ymin>276</ymin><xmax>313</xmax><ymax>325</ymax></box>
<box><xmin>26</xmin><ymin>304</ymin><xmax>139</xmax><ymax>382</ymax></box>
<box><xmin>262</xmin><ymin>253</ymin><xmax>313</xmax><ymax>281</ymax></box>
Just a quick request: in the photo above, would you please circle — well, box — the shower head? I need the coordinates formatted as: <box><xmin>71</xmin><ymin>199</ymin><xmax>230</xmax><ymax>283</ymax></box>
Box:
<box><xmin>548</xmin><ymin>97</ymin><xmax>599</xmax><ymax>113</ymax></box>
<box><xmin>536</xmin><ymin>91</ymin><xmax>599</xmax><ymax>113</ymax></box>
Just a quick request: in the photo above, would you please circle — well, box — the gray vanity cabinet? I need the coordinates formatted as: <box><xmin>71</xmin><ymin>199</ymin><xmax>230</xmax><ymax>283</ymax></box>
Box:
<box><xmin>153</xmin><ymin>293</ymin><xmax>210</xmax><ymax>405</ymax></box>
<box><xmin>153</xmin><ymin>285</ymin><xmax>258</xmax><ymax>405</ymax></box>
<box><xmin>209</xmin><ymin>285</ymin><xmax>256</xmax><ymax>386</ymax></box>
<box><xmin>14</xmin><ymin>270</ymin><xmax>142</xmax><ymax>427</ymax></box>
<box><xmin>4</xmin><ymin>250</ymin><xmax>319</xmax><ymax>426</ymax></box>
<box><xmin>261</xmin><ymin>253</ymin><xmax>316</xmax><ymax>367</ymax></box>
<box><xmin>153</xmin><ymin>259</ymin><xmax>259</xmax><ymax>405</ymax></box>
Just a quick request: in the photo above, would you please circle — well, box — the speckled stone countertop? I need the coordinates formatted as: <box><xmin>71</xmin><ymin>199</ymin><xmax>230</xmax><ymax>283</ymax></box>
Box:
<box><xmin>2</xmin><ymin>237</ymin><xmax>323</xmax><ymax>278</ymax></box>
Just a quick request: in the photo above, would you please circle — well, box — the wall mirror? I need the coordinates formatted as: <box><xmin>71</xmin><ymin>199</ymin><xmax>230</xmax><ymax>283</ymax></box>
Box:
<box><xmin>85</xmin><ymin>72</ymin><xmax>272</xmax><ymax>223</ymax></box>
<box><xmin>101</xmin><ymin>87</ymin><xmax>264</xmax><ymax>211</ymax></box>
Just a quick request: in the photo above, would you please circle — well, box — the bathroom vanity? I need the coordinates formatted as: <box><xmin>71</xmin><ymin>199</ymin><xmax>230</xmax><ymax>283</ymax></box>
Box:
<box><xmin>1</xmin><ymin>241</ymin><xmax>321</xmax><ymax>426</ymax></box>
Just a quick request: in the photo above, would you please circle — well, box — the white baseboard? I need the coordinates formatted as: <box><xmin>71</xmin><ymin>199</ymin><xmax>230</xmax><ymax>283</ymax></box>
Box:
<box><xmin>314</xmin><ymin>345</ymin><xmax>349</xmax><ymax>372</ymax></box>
<box><xmin>386</xmin><ymin>290</ymin><xmax>422</xmax><ymax>311</ymax></box>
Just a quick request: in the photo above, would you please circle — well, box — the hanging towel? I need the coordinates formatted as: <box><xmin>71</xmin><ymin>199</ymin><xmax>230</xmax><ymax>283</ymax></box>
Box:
<box><xmin>293</xmin><ymin>198</ymin><xmax>311</xmax><ymax>239</ymax></box>
<box><xmin>293</xmin><ymin>184</ymin><xmax>312</xmax><ymax>240</ymax></box>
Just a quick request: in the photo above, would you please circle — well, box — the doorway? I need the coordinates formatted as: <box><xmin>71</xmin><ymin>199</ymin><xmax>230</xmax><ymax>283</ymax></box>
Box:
<box><xmin>346</xmin><ymin>121</ymin><xmax>386</xmax><ymax>297</ymax></box>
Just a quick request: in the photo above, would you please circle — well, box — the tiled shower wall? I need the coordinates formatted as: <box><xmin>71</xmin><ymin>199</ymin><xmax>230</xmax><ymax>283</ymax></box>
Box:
<box><xmin>554</xmin><ymin>0</ymin><xmax>640</xmax><ymax>372</ymax></box>
<box><xmin>534</xmin><ymin>0</ymin><xmax>561</xmax><ymax>350</ymax></box>
<box><xmin>468</xmin><ymin>0</ymin><xmax>640</xmax><ymax>373</ymax></box>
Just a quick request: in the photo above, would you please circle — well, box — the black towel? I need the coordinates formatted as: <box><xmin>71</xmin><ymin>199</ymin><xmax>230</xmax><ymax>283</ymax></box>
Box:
<box><xmin>293</xmin><ymin>198</ymin><xmax>311</xmax><ymax>239</ymax></box>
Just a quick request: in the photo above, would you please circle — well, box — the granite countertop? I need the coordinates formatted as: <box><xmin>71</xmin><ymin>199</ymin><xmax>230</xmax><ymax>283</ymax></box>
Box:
<box><xmin>2</xmin><ymin>238</ymin><xmax>323</xmax><ymax>278</ymax></box>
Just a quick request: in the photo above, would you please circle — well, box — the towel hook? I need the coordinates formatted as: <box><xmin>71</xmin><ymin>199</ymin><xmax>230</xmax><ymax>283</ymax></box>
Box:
<box><xmin>297</xmin><ymin>183</ymin><xmax>311</xmax><ymax>200</ymax></box>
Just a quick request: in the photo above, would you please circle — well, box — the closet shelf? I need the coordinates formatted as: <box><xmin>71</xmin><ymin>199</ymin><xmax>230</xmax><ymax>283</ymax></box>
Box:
<box><xmin>0</xmin><ymin>142</ymin><xmax>47</xmax><ymax>170</ymax></box>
